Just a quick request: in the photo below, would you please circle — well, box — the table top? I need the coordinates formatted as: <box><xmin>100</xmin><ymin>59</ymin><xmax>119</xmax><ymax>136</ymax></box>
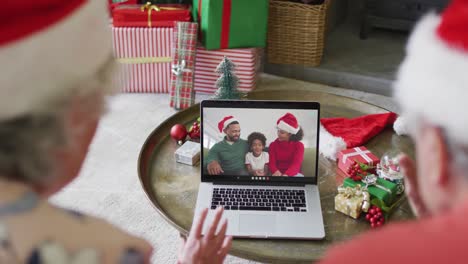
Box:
<box><xmin>138</xmin><ymin>88</ymin><xmax>414</xmax><ymax>263</ymax></box>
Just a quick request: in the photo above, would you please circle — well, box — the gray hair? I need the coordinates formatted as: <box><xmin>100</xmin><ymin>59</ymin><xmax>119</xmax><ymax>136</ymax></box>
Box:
<box><xmin>0</xmin><ymin>56</ymin><xmax>117</xmax><ymax>187</ymax></box>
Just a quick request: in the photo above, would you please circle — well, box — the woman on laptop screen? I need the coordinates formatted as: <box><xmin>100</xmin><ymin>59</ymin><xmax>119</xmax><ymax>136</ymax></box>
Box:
<box><xmin>269</xmin><ymin>113</ymin><xmax>305</xmax><ymax>177</ymax></box>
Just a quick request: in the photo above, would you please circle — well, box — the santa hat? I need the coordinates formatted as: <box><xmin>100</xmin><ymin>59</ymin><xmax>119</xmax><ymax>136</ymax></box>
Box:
<box><xmin>319</xmin><ymin>113</ymin><xmax>398</xmax><ymax>160</ymax></box>
<box><xmin>276</xmin><ymin>113</ymin><xmax>300</xmax><ymax>135</ymax></box>
<box><xmin>393</xmin><ymin>0</ymin><xmax>468</xmax><ymax>146</ymax></box>
<box><xmin>218</xmin><ymin>116</ymin><xmax>239</xmax><ymax>133</ymax></box>
<box><xmin>0</xmin><ymin>1</ymin><xmax>112</xmax><ymax>121</ymax></box>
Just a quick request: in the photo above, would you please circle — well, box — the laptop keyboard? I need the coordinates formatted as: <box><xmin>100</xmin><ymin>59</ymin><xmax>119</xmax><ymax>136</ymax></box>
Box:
<box><xmin>211</xmin><ymin>188</ymin><xmax>307</xmax><ymax>212</ymax></box>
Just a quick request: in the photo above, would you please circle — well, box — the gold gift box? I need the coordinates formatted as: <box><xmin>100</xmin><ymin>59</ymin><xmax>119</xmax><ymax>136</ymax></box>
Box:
<box><xmin>334</xmin><ymin>186</ymin><xmax>370</xmax><ymax>219</ymax></box>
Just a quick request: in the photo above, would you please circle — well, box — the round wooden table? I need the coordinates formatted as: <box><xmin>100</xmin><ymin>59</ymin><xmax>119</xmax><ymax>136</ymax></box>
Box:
<box><xmin>138</xmin><ymin>89</ymin><xmax>414</xmax><ymax>263</ymax></box>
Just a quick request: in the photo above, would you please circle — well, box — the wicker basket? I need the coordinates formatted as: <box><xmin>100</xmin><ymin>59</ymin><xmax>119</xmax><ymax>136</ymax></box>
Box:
<box><xmin>267</xmin><ymin>0</ymin><xmax>330</xmax><ymax>66</ymax></box>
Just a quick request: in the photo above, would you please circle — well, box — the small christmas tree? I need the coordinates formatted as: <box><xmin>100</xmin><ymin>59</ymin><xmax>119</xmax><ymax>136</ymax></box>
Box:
<box><xmin>213</xmin><ymin>56</ymin><xmax>241</xmax><ymax>100</ymax></box>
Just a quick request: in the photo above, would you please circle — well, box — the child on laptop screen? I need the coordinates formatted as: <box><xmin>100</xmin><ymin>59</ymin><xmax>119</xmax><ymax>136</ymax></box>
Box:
<box><xmin>245</xmin><ymin>132</ymin><xmax>270</xmax><ymax>176</ymax></box>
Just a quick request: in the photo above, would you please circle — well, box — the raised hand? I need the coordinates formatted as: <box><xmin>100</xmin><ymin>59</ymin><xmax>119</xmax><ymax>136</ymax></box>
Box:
<box><xmin>177</xmin><ymin>207</ymin><xmax>232</xmax><ymax>264</ymax></box>
<box><xmin>399</xmin><ymin>154</ymin><xmax>430</xmax><ymax>218</ymax></box>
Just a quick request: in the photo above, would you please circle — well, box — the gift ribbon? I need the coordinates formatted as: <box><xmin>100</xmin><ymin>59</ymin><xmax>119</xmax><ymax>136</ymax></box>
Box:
<box><xmin>362</xmin><ymin>175</ymin><xmax>392</xmax><ymax>195</ymax></box>
<box><xmin>342</xmin><ymin>147</ymin><xmax>374</xmax><ymax>166</ymax></box>
<box><xmin>337</xmin><ymin>185</ymin><xmax>370</xmax><ymax>213</ymax></box>
<box><xmin>117</xmin><ymin>57</ymin><xmax>172</xmax><ymax>64</ymax></box>
<box><xmin>172</xmin><ymin>60</ymin><xmax>192</xmax><ymax>109</ymax></box>
<box><xmin>220</xmin><ymin>0</ymin><xmax>232</xmax><ymax>49</ymax></box>
<box><xmin>197</xmin><ymin>0</ymin><xmax>232</xmax><ymax>49</ymax></box>
<box><xmin>141</xmin><ymin>2</ymin><xmax>186</xmax><ymax>27</ymax></box>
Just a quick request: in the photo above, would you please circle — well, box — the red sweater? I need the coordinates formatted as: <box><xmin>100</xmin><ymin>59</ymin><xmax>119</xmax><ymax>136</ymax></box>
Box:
<box><xmin>320</xmin><ymin>202</ymin><xmax>468</xmax><ymax>264</ymax></box>
<box><xmin>268</xmin><ymin>139</ymin><xmax>304</xmax><ymax>176</ymax></box>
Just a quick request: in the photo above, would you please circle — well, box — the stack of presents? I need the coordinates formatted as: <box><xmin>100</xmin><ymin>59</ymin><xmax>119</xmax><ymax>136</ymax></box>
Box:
<box><xmin>334</xmin><ymin>146</ymin><xmax>405</xmax><ymax>228</ymax></box>
<box><xmin>109</xmin><ymin>0</ymin><xmax>267</xmax><ymax>109</ymax></box>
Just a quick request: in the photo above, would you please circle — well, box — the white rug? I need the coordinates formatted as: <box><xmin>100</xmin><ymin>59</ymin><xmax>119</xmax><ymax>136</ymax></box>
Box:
<box><xmin>50</xmin><ymin>93</ymin><xmax>259</xmax><ymax>263</ymax></box>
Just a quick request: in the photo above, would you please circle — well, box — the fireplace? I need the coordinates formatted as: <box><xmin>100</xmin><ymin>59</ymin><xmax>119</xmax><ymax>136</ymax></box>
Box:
<box><xmin>360</xmin><ymin>0</ymin><xmax>449</xmax><ymax>39</ymax></box>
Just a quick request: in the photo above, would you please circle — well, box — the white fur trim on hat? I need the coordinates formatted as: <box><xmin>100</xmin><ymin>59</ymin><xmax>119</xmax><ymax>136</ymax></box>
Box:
<box><xmin>393</xmin><ymin>116</ymin><xmax>408</xmax><ymax>136</ymax></box>
<box><xmin>277</xmin><ymin>120</ymin><xmax>300</xmax><ymax>135</ymax></box>
<box><xmin>318</xmin><ymin>125</ymin><xmax>347</xmax><ymax>161</ymax></box>
<box><xmin>222</xmin><ymin>117</ymin><xmax>238</xmax><ymax>132</ymax></box>
<box><xmin>0</xmin><ymin>1</ymin><xmax>112</xmax><ymax>121</ymax></box>
<box><xmin>394</xmin><ymin>13</ymin><xmax>468</xmax><ymax>145</ymax></box>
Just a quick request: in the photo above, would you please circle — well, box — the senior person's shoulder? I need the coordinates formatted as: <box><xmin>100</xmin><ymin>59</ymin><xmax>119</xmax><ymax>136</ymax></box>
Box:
<box><xmin>4</xmin><ymin>200</ymin><xmax>152</xmax><ymax>263</ymax></box>
<box><xmin>320</xmin><ymin>207</ymin><xmax>468</xmax><ymax>264</ymax></box>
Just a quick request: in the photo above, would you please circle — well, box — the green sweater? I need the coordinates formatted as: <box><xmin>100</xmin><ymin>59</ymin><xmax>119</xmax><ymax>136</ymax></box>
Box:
<box><xmin>205</xmin><ymin>138</ymin><xmax>249</xmax><ymax>175</ymax></box>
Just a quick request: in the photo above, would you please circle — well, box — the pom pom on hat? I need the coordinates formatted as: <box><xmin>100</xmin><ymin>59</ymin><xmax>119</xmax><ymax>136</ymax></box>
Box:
<box><xmin>218</xmin><ymin>116</ymin><xmax>238</xmax><ymax>133</ymax></box>
<box><xmin>276</xmin><ymin>113</ymin><xmax>300</xmax><ymax>135</ymax></box>
<box><xmin>0</xmin><ymin>1</ymin><xmax>112</xmax><ymax>121</ymax></box>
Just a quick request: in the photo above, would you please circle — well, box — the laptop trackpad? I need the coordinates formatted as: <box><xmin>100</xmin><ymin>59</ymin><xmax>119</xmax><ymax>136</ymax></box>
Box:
<box><xmin>239</xmin><ymin>214</ymin><xmax>276</xmax><ymax>235</ymax></box>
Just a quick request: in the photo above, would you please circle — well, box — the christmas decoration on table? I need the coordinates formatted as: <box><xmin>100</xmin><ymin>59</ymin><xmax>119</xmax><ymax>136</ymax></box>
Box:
<box><xmin>370</xmin><ymin>194</ymin><xmax>407</xmax><ymax>220</ymax></box>
<box><xmin>188</xmin><ymin>117</ymin><xmax>201</xmax><ymax>140</ymax></box>
<box><xmin>175</xmin><ymin>141</ymin><xmax>201</xmax><ymax>165</ymax></box>
<box><xmin>194</xmin><ymin>46</ymin><xmax>262</xmax><ymax>94</ymax></box>
<box><xmin>112</xmin><ymin>26</ymin><xmax>173</xmax><ymax>93</ymax></box>
<box><xmin>112</xmin><ymin>2</ymin><xmax>191</xmax><ymax>28</ymax></box>
<box><xmin>365</xmin><ymin>205</ymin><xmax>385</xmax><ymax>228</ymax></box>
<box><xmin>213</xmin><ymin>56</ymin><xmax>242</xmax><ymax>100</ymax></box>
<box><xmin>170</xmin><ymin>124</ymin><xmax>188</xmax><ymax>144</ymax></box>
<box><xmin>193</xmin><ymin>0</ymin><xmax>269</xmax><ymax>50</ymax></box>
<box><xmin>377</xmin><ymin>150</ymin><xmax>405</xmax><ymax>195</ymax></box>
<box><xmin>169</xmin><ymin>22</ymin><xmax>198</xmax><ymax>110</ymax></box>
<box><xmin>335</xmin><ymin>185</ymin><xmax>370</xmax><ymax>219</ymax></box>
<box><xmin>345</xmin><ymin>160</ymin><xmax>374</xmax><ymax>182</ymax></box>
<box><xmin>343</xmin><ymin>174</ymin><xmax>398</xmax><ymax>205</ymax></box>
<box><xmin>320</xmin><ymin>112</ymin><xmax>398</xmax><ymax>160</ymax></box>
<box><xmin>338</xmin><ymin>146</ymin><xmax>380</xmax><ymax>178</ymax></box>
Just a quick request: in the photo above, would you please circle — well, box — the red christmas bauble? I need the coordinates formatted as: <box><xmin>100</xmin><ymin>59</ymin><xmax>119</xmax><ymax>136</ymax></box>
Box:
<box><xmin>170</xmin><ymin>124</ymin><xmax>188</xmax><ymax>141</ymax></box>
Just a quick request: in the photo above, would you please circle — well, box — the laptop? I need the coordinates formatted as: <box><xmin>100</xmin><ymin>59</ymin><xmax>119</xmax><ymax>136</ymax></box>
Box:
<box><xmin>194</xmin><ymin>100</ymin><xmax>325</xmax><ymax>239</ymax></box>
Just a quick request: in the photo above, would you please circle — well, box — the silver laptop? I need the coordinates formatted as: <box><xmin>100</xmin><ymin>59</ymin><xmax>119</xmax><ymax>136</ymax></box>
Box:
<box><xmin>194</xmin><ymin>100</ymin><xmax>325</xmax><ymax>239</ymax></box>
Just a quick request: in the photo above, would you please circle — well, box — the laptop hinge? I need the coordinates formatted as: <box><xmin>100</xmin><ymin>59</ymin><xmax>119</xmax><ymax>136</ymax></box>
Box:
<box><xmin>212</xmin><ymin>181</ymin><xmax>306</xmax><ymax>187</ymax></box>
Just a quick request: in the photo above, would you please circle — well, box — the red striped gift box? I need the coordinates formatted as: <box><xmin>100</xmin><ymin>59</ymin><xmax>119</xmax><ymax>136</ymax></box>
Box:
<box><xmin>194</xmin><ymin>46</ymin><xmax>262</xmax><ymax>94</ymax></box>
<box><xmin>112</xmin><ymin>27</ymin><xmax>173</xmax><ymax>93</ymax></box>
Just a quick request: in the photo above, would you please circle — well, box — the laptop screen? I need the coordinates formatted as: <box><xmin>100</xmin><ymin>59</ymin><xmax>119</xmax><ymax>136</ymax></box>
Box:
<box><xmin>201</xmin><ymin>100</ymin><xmax>320</xmax><ymax>185</ymax></box>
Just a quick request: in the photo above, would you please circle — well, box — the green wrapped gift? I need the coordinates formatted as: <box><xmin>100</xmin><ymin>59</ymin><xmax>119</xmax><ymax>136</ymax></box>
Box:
<box><xmin>192</xmin><ymin>0</ymin><xmax>269</xmax><ymax>50</ymax></box>
<box><xmin>343</xmin><ymin>176</ymin><xmax>398</xmax><ymax>205</ymax></box>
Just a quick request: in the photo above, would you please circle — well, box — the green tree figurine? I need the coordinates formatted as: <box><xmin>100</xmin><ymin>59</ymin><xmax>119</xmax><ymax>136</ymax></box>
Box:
<box><xmin>213</xmin><ymin>56</ymin><xmax>241</xmax><ymax>100</ymax></box>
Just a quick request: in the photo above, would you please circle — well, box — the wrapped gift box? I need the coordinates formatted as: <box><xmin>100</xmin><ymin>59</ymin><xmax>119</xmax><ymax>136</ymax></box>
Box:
<box><xmin>192</xmin><ymin>0</ymin><xmax>269</xmax><ymax>50</ymax></box>
<box><xmin>112</xmin><ymin>4</ymin><xmax>191</xmax><ymax>28</ymax></box>
<box><xmin>169</xmin><ymin>22</ymin><xmax>198</xmax><ymax>109</ymax></box>
<box><xmin>175</xmin><ymin>141</ymin><xmax>200</xmax><ymax>165</ymax></box>
<box><xmin>343</xmin><ymin>177</ymin><xmax>398</xmax><ymax>205</ymax></box>
<box><xmin>112</xmin><ymin>27</ymin><xmax>173</xmax><ymax>93</ymax></box>
<box><xmin>338</xmin><ymin>146</ymin><xmax>380</xmax><ymax>177</ymax></box>
<box><xmin>335</xmin><ymin>186</ymin><xmax>370</xmax><ymax>219</ymax></box>
<box><xmin>194</xmin><ymin>46</ymin><xmax>262</xmax><ymax>94</ymax></box>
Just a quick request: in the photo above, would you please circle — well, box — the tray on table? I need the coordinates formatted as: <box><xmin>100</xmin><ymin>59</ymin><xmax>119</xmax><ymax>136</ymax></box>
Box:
<box><xmin>138</xmin><ymin>90</ymin><xmax>414</xmax><ymax>263</ymax></box>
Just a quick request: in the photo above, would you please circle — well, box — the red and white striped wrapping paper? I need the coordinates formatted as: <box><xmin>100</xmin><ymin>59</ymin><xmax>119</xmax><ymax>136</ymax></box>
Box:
<box><xmin>194</xmin><ymin>46</ymin><xmax>262</xmax><ymax>94</ymax></box>
<box><xmin>112</xmin><ymin>27</ymin><xmax>173</xmax><ymax>93</ymax></box>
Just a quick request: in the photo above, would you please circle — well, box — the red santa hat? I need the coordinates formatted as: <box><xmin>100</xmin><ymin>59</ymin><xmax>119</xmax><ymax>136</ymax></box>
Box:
<box><xmin>218</xmin><ymin>116</ymin><xmax>239</xmax><ymax>133</ymax></box>
<box><xmin>0</xmin><ymin>1</ymin><xmax>112</xmax><ymax>121</ymax></box>
<box><xmin>319</xmin><ymin>113</ymin><xmax>398</xmax><ymax>160</ymax></box>
<box><xmin>393</xmin><ymin>0</ymin><xmax>468</xmax><ymax>146</ymax></box>
<box><xmin>276</xmin><ymin>113</ymin><xmax>300</xmax><ymax>135</ymax></box>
